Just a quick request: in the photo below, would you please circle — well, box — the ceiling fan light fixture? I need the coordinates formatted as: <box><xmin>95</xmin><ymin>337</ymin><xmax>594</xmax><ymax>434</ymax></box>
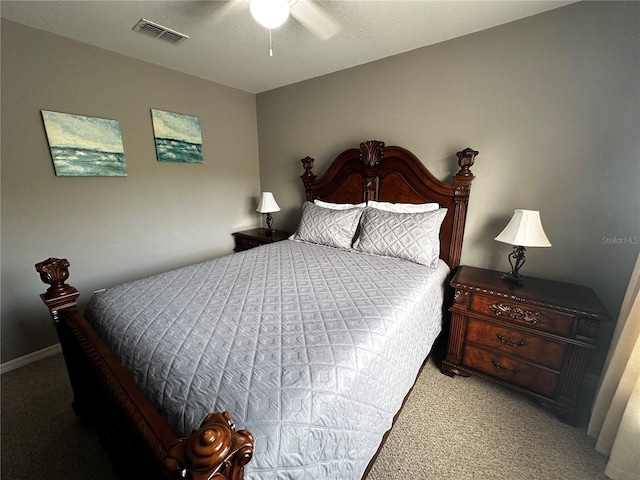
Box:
<box><xmin>250</xmin><ymin>0</ymin><xmax>290</xmax><ymax>29</ymax></box>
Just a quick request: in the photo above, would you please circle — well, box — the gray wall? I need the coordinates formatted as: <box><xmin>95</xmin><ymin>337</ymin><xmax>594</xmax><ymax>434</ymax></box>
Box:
<box><xmin>256</xmin><ymin>2</ymin><xmax>640</xmax><ymax>371</ymax></box>
<box><xmin>1</xmin><ymin>19</ymin><xmax>261</xmax><ymax>363</ymax></box>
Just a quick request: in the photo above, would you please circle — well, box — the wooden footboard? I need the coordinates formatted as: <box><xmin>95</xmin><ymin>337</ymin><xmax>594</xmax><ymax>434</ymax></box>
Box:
<box><xmin>35</xmin><ymin>257</ymin><xmax>254</xmax><ymax>480</ymax></box>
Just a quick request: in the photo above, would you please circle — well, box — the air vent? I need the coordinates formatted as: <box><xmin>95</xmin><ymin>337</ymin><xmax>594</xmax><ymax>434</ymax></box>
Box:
<box><xmin>133</xmin><ymin>18</ymin><xmax>189</xmax><ymax>45</ymax></box>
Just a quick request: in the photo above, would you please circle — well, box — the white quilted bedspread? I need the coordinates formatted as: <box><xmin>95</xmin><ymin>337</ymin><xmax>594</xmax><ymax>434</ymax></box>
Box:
<box><xmin>85</xmin><ymin>240</ymin><xmax>449</xmax><ymax>479</ymax></box>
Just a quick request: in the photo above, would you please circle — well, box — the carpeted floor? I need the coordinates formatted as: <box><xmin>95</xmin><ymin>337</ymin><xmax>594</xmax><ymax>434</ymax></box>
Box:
<box><xmin>1</xmin><ymin>351</ymin><xmax>609</xmax><ymax>479</ymax></box>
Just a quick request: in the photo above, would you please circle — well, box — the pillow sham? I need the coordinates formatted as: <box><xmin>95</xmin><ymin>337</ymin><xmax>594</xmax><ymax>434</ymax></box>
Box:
<box><xmin>314</xmin><ymin>199</ymin><xmax>366</xmax><ymax>210</ymax></box>
<box><xmin>353</xmin><ymin>207</ymin><xmax>447</xmax><ymax>267</ymax></box>
<box><xmin>367</xmin><ymin>200</ymin><xmax>439</xmax><ymax>213</ymax></box>
<box><xmin>291</xmin><ymin>201</ymin><xmax>363</xmax><ymax>249</ymax></box>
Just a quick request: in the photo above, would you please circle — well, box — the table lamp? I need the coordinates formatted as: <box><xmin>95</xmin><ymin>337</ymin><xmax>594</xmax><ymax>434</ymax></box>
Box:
<box><xmin>256</xmin><ymin>192</ymin><xmax>281</xmax><ymax>235</ymax></box>
<box><xmin>495</xmin><ymin>209</ymin><xmax>551</xmax><ymax>284</ymax></box>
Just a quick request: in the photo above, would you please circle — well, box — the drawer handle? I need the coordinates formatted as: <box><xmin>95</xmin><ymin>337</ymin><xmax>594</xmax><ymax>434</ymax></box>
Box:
<box><xmin>491</xmin><ymin>359</ymin><xmax>519</xmax><ymax>374</ymax></box>
<box><xmin>490</xmin><ymin>302</ymin><xmax>547</xmax><ymax>325</ymax></box>
<box><xmin>496</xmin><ymin>333</ymin><xmax>528</xmax><ymax>348</ymax></box>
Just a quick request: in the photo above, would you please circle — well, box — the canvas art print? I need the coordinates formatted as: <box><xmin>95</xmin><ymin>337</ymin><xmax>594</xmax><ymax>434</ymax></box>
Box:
<box><xmin>41</xmin><ymin>110</ymin><xmax>127</xmax><ymax>176</ymax></box>
<box><xmin>151</xmin><ymin>109</ymin><xmax>203</xmax><ymax>163</ymax></box>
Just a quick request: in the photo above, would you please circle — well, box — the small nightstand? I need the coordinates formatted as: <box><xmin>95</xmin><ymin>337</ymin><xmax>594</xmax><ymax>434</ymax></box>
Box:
<box><xmin>441</xmin><ymin>265</ymin><xmax>610</xmax><ymax>425</ymax></box>
<box><xmin>232</xmin><ymin>228</ymin><xmax>291</xmax><ymax>252</ymax></box>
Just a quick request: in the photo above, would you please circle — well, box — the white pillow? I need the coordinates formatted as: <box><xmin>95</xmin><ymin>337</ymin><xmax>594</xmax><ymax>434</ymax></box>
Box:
<box><xmin>291</xmin><ymin>202</ymin><xmax>363</xmax><ymax>249</ymax></box>
<box><xmin>314</xmin><ymin>199</ymin><xmax>366</xmax><ymax>210</ymax></box>
<box><xmin>353</xmin><ymin>207</ymin><xmax>447</xmax><ymax>267</ymax></box>
<box><xmin>367</xmin><ymin>200</ymin><xmax>439</xmax><ymax>213</ymax></box>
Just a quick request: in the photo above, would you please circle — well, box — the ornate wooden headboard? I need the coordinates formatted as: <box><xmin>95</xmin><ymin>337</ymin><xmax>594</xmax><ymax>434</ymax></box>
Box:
<box><xmin>300</xmin><ymin>140</ymin><xmax>478</xmax><ymax>270</ymax></box>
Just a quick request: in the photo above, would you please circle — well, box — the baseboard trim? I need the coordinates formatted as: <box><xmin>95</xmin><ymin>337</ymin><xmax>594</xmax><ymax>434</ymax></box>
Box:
<box><xmin>1</xmin><ymin>344</ymin><xmax>62</xmax><ymax>375</ymax></box>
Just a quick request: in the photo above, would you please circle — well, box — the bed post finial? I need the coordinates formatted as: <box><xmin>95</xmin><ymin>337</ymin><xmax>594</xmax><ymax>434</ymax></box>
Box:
<box><xmin>360</xmin><ymin>140</ymin><xmax>385</xmax><ymax>167</ymax></box>
<box><xmin>35</xmin><ymin>257</ymin><xmax>79</xmax><ymax>314</ymax></box>
<box><xmin>164</xmin><ymin>411</ymin><xmax>254</xmax><ymax>480</ymax></box>
<box><xmin>300</xmin><ymin>156</ymin><xmax>316</xmax><ymax>201</ymax></box>
<box><xmin>455</xmin><ymin>147</ymin><xmax>478</xmax><ymax>177</ymax></box>
<box><xmin>449</xmin><ymin>148</ymin><xmax>479</xmax><ymax>269</ymax></box>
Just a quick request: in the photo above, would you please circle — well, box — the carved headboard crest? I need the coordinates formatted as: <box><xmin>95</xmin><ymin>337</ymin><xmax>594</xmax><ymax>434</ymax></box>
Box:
<box><xmin>359</xmin><ymin>140</ymin><xmax>385</xmax><ymax>167</ymax></box>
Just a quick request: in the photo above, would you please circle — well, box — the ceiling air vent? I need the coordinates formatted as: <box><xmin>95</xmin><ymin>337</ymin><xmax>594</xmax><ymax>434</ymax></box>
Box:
<box><xmin>133</xmin><ymin>18</ymin><xmax>189</xmax><ymax>45</ymax></box>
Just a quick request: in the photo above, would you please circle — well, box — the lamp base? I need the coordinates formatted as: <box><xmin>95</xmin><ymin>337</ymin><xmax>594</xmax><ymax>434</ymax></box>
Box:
<box><xmin>500</xmin><ymin>245</ymin><xmax>527</xmax><ymax>285</ymax></box>
<box><xmin>265</xmin><ymin>213</ymin><xmax>275</xmax><ymax>236</ymax></box>
<box><xmin>500</xmin><ymin>272</ymin><xmax>524</xmax><ymax>285</ymax></box>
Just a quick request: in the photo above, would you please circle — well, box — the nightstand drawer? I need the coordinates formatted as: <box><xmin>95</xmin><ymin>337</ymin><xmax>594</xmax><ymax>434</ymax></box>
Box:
<box><xmin>463</xmin><ymin>345</ymin><xmax>559</xmax><ymax>397</ymax></box>
<box><xmin>235</xmin><ymin>237</ymin><xmax>262</xmax><ymax>251</ymax></box>
<box><xmin>465</xmin><ymin>318</ymin><xmax>566</xmax><ymax>370</ymax></box>
<box><xmin>469</xmin><ymin>294</ymin><xmax>574</xmax><ymax>337</ymax></box>
<box><xmin>232</xmin><ymin>228</ymin><xmax>292</xmax><ymax>252</ymax></box>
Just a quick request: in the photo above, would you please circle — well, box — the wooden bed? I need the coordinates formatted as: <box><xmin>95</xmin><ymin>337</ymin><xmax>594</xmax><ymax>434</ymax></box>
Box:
<box><xmin>35</xmin><ymin>140</ymin><xmax>478</xmax><ymax>480</ymax></box>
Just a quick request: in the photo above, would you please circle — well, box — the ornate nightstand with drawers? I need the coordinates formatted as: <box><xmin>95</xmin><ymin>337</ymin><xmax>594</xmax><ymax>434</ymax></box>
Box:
<box><xmin>441</xmin><ymin>265</ymin><xmax>610</xmax><ymax>425</ymax></box>
<box><xmin>232</xmin><ymin>228</ymin><xmax>291</xmax><ymax>252</ymax></box>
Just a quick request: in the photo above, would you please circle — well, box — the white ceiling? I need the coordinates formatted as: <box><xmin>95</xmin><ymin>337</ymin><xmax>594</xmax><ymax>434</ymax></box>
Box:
<box><xmin>1</xmin><ymin>0</ymin><xmax>575</xmax><ymax>93</ymax></box>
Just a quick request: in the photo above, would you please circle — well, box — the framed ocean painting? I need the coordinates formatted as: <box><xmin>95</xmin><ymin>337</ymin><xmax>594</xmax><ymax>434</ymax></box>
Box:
<box><xmin>41</xmin><ymin>110</ymin><xmax>127</xmax><ymax>176</ymax></box>
<box><xmin>151</xmin><ymin>109</ymin><xmax>203</xmax><ymax>163</ymax></box>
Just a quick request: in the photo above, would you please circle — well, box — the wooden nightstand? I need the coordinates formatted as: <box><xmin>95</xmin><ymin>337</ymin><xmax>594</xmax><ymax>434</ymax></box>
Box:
<box><xmin>232</xmin><ymin>228</ymin><xmax>291</xmax><ymax>252</ymax></box>
<box><xmin>441</xmin><ymin>265</ymin><xmax>610</xmax><ymax>425</ymax></box>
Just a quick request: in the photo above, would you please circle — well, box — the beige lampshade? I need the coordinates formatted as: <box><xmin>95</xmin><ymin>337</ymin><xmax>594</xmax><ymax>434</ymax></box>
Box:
<box><xmin>495</xmin><ymin>209</ymin><xmax>551</xmax><ymax>247</ymax></box>
<box><xmin>256</xmin><ymin>192</ymin><xmax>281</xmax><ymax>214</ymax></box>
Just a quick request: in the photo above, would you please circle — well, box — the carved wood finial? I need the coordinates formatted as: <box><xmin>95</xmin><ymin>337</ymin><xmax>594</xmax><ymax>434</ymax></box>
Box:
<box><xmin>301</xmin><ymin>156</ymin><xmax>314</xmax><ymax>177</ymax></box>
<box><xmin>360</xmin><ymin>140</ymin><xmax>385</xmax><ymax>167</ymax></box>
<box><xmin>164</xmin><ymin>411</ymin><xmax>254</xmax><ymax>480</ymax></box>
<box><xmin>300</xmin><ymin>156</ymin><xmax>316</xmax><ymax>201</ymax></box>
<box><xmin>456</xmin><ymin>148</ymin><xmax>479</xmax><ymax>177</ymax></box>
<box><xmin>35</xmin><ymin>257</ymin><xmax>78</xmax><ymax>300</ymax></box>
<box><xmin>35</xmin><ymin>257</ymin><xmax>80</xmax><ymax>316</ymax></box>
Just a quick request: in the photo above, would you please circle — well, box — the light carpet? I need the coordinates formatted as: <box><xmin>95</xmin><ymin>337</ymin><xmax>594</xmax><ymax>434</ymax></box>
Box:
<box><xmin>1</xmin><ymin>352</ymin><xmax>608</xmax><ymax>479</ymax></box>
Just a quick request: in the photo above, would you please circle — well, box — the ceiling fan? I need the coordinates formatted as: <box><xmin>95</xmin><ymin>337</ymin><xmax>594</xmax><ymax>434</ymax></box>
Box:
<box><xmin>250</xmin><ymin>0</ymin><xmax>339</xmax><ymax>38</ymax></box>
<box><xmin>227</xmin><ymin>0</ymin><xmax>341</xmax><ymax>55</ymax></box>
<box><xmin>255</xmin><ymin>0</ymin><xmax>342</xmax><ymax>55</ymax></box>
<box><xmin>202</xmin><ymin>0</ymin><xmax>340</xmax><ymax>56</ymax></box>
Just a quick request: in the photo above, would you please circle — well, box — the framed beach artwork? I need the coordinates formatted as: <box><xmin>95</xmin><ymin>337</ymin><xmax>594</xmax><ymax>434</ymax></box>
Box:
<box><xmin>41</xmin><ymin>110</ymin><xmax>127</xmax><ymax>176</ymax></box>
<box><xmin>151</xmin><ymin>109</ymin><xmax>203</xmax><ymax>163</ymax></box>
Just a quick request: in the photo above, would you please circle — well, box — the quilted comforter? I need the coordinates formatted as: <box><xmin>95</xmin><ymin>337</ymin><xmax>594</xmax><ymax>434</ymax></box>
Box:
<box><xmin>85</xmin><ymin>240</ymin><xmax>450</xmax><ymax>479</ymax></box>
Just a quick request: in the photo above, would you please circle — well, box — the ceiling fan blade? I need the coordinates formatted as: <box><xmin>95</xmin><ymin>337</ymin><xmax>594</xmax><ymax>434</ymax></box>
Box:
<box><xmin>290</xmin><ymin>0</ymin><xmax>340</xmax><ymax>40</ymax></box>
<box><xmin>204</xmin><ymin>0</ymin><xmax>248</xmax><ymax>25</ymax></box>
